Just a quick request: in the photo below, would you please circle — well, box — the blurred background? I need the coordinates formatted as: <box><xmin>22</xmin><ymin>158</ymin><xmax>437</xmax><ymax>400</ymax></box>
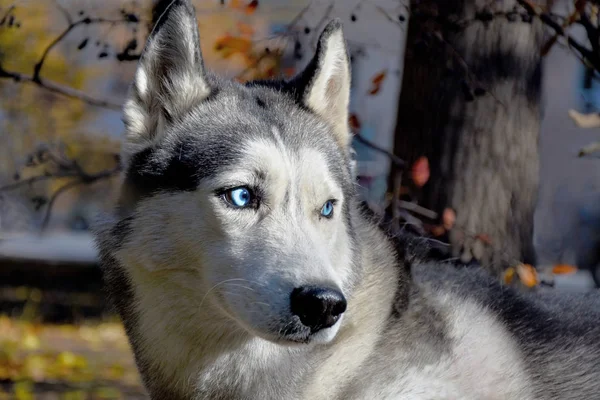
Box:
<box><xmin>0</xmin><ymin>0</ymin><xmax>599</xmax><ymax>398</ymax></box>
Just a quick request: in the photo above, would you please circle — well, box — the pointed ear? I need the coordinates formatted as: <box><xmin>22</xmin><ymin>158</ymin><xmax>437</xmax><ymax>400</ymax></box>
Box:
<box><xmin>293</xmin><ymin>19</ymin><xmax>352</xmax><ymax>150</ymax></box>
<box><xmin>122</xmin><ymin>0</ymin><xmax>209</xmax><ymax>159</ymax></box>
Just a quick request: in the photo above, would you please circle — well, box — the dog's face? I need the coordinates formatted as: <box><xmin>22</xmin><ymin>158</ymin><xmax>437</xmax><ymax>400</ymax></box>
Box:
<box><xmin>104</xmin><ymin>0</ymin><xmax>357</xmax><ymax>345</ymax></box>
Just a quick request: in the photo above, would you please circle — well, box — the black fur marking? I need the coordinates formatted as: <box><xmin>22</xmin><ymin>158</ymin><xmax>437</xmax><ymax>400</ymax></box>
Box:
<box><xmin>110</xmin><ymin>216</ymin><xmax>134</xmax><ymax>248</ymax></box>
<box><xmin>255</xmin><ymin>96</ymin><xmax>266</xmax><ymax>108</ymax></box>
<box><xmin>125</xmin><ymin>134</ymin><xmax>242</xmax><ymax>200</ymax></box>
<box><xmin>126</xmin><ymin>145</ymin><xmax>200</xmax><ymax>196</ymax></box>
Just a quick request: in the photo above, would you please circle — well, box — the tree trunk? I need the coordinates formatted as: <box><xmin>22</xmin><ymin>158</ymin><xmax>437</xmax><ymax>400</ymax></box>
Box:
<box><xmin>394</xmin><ymin>0</ymin><xmax>545</xmax><ymax>275</ymax></box>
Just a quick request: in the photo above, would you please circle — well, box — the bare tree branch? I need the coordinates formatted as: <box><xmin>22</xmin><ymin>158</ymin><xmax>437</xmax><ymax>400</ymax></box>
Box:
<box><xmin>0</xmin><ymin>65</ymin><xmax>122</xmax><ymax>110</ymax></box>
<box><xmin>0</xmin><ymin>172</ymin><xmax>76</xmax><ymax>192</ymax></box>
<box><xmin>354</xmin><ymin>133</ymin><xmax>406</xmax><ymax>169</ymax></box>
<box><xmin>0</xmin><ymin>9</ymin><xmax>145</xmax><ymax>109</ymax></box>
<box><xmin>32</xmin><ymin>17</ymin><xmax>133</xmax><ymax>82</ymax></box>
<box><xmin>40</xmin><ymin>166</ymin><xmax>120</xmax><ymax>231</ymax></box>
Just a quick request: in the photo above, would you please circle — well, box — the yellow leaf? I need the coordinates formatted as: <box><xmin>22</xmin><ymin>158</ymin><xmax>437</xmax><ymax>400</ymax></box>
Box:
<box><xmin>56</xmin><ymin>351</ymin><xmax>77</xmax><ymax>368</ymax></box>
<box><xmin>13</xmin><ymin>381</ymin><xmax>34</xmax><ymax>400</ymax></box>
<box><xmin>503</xmin><ymin>267</ymin><xmax>516</xmax><ymax>285</ymax></box>
<box><xmin>22</xmin><ymin>354</ymin><xmax>47</xmax><ymax>382</ymax></box>
<box><xmin>21</xmin><ymin>333</ymin><xmax>40</xmax><ymax>351</ymax></box>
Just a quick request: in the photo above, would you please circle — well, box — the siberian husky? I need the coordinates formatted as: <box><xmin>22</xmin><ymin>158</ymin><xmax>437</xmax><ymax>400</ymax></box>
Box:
<box><xmin>94</xmin><ymin>1</ymin><xmax>600</xmax><ymax>398</ymax></box>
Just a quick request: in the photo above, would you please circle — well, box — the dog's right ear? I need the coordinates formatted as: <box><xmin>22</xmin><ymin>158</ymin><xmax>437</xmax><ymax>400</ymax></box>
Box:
<box><xmin>122</xmin><ymin>0</ymin><xmax>209</xmax><ymax>160</ymax></box>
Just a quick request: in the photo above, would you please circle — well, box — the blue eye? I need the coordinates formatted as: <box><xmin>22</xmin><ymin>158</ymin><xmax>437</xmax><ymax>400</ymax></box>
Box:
<box><xmin>224</xmin><ymin>187</ymin><xmax>253</xmax><ymax>208</ymax></box>
<box><xmin>320</xmin><ymin>200</ymin><xmax>335</xmax><ymax>218</ymax></box>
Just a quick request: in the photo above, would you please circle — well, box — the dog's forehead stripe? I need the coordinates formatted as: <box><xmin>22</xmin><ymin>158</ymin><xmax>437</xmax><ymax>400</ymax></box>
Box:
<box><xmin>123</xmin><ymin>133</ymin><xmax>246</xmax><ymax>201</ymax></box>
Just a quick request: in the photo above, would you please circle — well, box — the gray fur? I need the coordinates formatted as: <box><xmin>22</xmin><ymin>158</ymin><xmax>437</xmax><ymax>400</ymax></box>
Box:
<box><xmin>94</xmin><ymin>1</ymin><xmax>600</xmax><ymax>398</ymax></box>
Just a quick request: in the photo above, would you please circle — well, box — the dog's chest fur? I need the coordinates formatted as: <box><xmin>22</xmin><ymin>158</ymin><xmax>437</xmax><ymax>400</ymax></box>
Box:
<box><xmin>339</xmin><ymin>289</ymin><xmax>535</xmax><ymax>400</ymax></box>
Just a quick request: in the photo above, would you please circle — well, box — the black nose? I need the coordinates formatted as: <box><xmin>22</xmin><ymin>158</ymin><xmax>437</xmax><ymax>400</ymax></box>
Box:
<box><xmin>290</xmin><ymin>286</ymin><xmax>347</xmax><ymax>332</ymax></box>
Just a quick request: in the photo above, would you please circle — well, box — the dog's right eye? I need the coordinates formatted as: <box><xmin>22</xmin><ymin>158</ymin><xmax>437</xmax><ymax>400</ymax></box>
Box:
<box><xmin>222</xmin><ymin>187</ymin><xmax>255</xmax><ymax>208</ymax></box>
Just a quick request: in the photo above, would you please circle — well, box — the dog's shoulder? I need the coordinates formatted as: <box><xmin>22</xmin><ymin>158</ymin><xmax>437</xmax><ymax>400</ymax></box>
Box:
<box><xmin>409</xmin><ymin>262</ymin><xmax>600</xmax><ymax>399</ymax></box>
<box><xmin>412</xmin><ymin>262</ymin><xmax>600</xmax><ymax>340</ymax></box>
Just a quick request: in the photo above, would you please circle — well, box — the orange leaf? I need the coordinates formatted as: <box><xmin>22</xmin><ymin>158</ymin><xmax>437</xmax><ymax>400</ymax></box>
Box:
<box><xmin>372</xmin><ymin>71</ymin><xmax>387</xmax><ymax>84</ymax></box>
<box><xmin>516</xmin><ymin>263</ymin><xmax>538</xmax><ymax>288</ymax></box>
<box><xmin>367</xmin><ymin>70</ymin><xmax>387</xmax><ymax>95</ymax></box>
<box><xmin>429</xmin><ymin>225</ymin><xmax>446</xmax><ymax>237</ymax></box>
<box><xmin>265</xmin><ymin>67</ymin><xmax>276</xmax><ymax>78</ymax></box>
<box><xmin>349</xmin><ymin>114</ymin><xmax>361</xmax><ymax>131</ymax></box>
<box><xmin>503</xmin><ymin>267</ymin><xmax>516</xmax><ymax>285</ymax></box>
<box><xmin>442</xmin><ymin>208</ymin><xmax>455</xmax><ymax>230</ymax></box>
<box><xmin>283</xmin><ymin>67</ymin><xmax>296</xmax><ymax>78</ymax></box>
<box><xmin>245</xmin><ymin>0</ymin><xmax>259</xmax><ymax>14</ymax></box>
<box><xmin>411</xmin><ymin>156</ymin><xmax>430</xmax><ymax>188</ymax></box>
<box><xmin>552</xmin><ymin>264</ymin><xmax>578</xmax><ymax>275</ymax></box>
<box><xmin>214</xmin><ymin>36</ymin><xmax>252</xmax><ymax>58</ymax></box>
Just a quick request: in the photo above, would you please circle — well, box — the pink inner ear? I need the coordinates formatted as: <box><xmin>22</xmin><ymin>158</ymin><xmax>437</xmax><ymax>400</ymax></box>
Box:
<box><xmin>327</xmin><ymin>78</ymin><xmax>341</xmax><ymax>99</ymax></box>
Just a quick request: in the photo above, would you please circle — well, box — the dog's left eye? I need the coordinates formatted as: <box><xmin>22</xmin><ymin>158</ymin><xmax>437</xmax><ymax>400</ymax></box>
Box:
<box><xmin>223</xmin><ymin>187</ymin><xmax>254</xmax><ymax>208</ymax></box>
<box><xmin>320</xmin><ymin>200</ymin><xmax>335</xmax><ymax>218</ymax></box>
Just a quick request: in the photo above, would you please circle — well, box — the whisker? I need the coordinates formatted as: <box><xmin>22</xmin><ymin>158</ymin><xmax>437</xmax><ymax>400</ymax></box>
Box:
<box><xmin>198</xmin><ymin>278</ymin><xmax>253</xmax><ymax>309</ymax></box>
<box><xmin>222</xmin><ymin>283</ymin><xmax>256</xmax><ymax>292</ymax></box>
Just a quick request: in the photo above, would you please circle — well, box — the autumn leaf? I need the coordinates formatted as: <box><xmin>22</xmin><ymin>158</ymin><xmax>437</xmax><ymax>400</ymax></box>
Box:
<box><xmin>368</xmin><ymin>70</ymin><xmax>387</xmax><ymax>95</ymax></box>
<box><xmin>245</xmin><ymin>0</ymin><xmax>259</xmax><ymax>14</ymax></box>
<box><xmin>372</xmin><ymin>71</ymin><xmax>386</xmax><ymax>84</ymax></box>
<box><xmin>214</xmin><ymin>35</ymin><xmax>252</xmax><ymax>58</ymax></box>
<box><xmin>442</xmin><ymin>208</ymin><xmax>455</xmax><ymax>230</ymax></box>
<box><xmin>349</xmin><ymin>114</ymin><xmax>361</xmax><ymax>132</ymax></box>
<box><xmin>552</xmin><ymin>264</ymin><xmax>578</xmax><ymax>275</ymax></box>
<box><xmin>516</xmin><ymin>263</ymin><xmax>538</xmax><ymax>288</ymax></box>
<box><xmin>411</xmin><ymin>156</ymin><xmax>430</xmax><ymax>187</ymax></box>
<box><xmin>283</xmin><ymin>67</ymin><xmax>296</xmax><ymax>78</ymax></box>
<box><xmin>504</xmin><ymin>267</ymin><xmax>516</xmax><ymax>285</ymax></box>
<box><xmin>429</xmin><ymin>225</ymin><xmax>446</xmax><ymax>237</ymax></box>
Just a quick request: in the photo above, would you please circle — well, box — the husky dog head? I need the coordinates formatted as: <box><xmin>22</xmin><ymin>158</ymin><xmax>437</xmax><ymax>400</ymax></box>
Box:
<box><xmin>98</xmin><ymin>0</ymin><xmax>358</xmax><ymax>346</ymax></box>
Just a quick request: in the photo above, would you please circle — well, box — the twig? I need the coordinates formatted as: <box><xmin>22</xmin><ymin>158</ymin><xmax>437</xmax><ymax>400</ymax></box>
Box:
<box><xmin>518</xmin><ymin>0</ymin><xmax>600</xmax><ymax>72</ymax></box>
<box><xmin>0</xmin><ymin>4</ymin><xmax>16</xmax><ymax>26</ymax></box>
<box><xmin>0</xmin><ymin>65</ymin><xmax>122</xmax><ymax>110</ymax></box>
<box><xmin>397</xmin><ymin>200</ymin><xmax>438</xmax><ymax>219</ymax></box>
<box><xmin>40</xmin><ymin>180</ymin><xmax>84</xmax><ymax>231</ymax></box>
<box><xmin>0</xmin><ymin>10</ymin><xmax>144</xmax><ymax>109</ymax></box>
<box><xmin>0</xmin><ymin>172</ymin><xmax>77</xmax><ymax>192</ymax></box>
<box><xmin>32</xmin><ymin>17</ymin><xmax>136</xmax><ymax>81</ymax></box>
<box><xmin>50</xmin><ymin>0</ymin><xmax>73</xmax><ymax>25</ymax></box>
<box><xmin>391</xmin><ymin>170</ymin><xmax>403</xmax><ymax>233</ymax></box>
<box><xmin>578</xmin><ymin>141</ymin><xmax>600</xmax><ymax>157</ymax></box>
<box><xmin>40</xmin><ymin>166</ymin><xmax>121</xmax><ymax>231</ymax></box>
<box><xmin>354</xmin><ymin>133</ymin><xmax>405</xmax><ymax>169</ymax></box>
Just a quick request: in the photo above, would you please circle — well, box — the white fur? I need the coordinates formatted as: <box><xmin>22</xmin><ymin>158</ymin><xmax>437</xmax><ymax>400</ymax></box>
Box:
<box><xmin>305</xmin><ymin>29</ymin><xmax>352</xmax><ymax>149</ymax></box>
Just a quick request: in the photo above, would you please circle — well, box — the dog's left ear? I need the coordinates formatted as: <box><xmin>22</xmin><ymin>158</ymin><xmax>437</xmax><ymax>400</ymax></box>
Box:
<box><xmin>122</xmin><ymin>0</ymin><xmax>209</xmax><ymax>159</ymax></box>
<box><xmin>293</xmin><ymin>19</ymin><xmax>352</xmax><ymax>150</ymax></box>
